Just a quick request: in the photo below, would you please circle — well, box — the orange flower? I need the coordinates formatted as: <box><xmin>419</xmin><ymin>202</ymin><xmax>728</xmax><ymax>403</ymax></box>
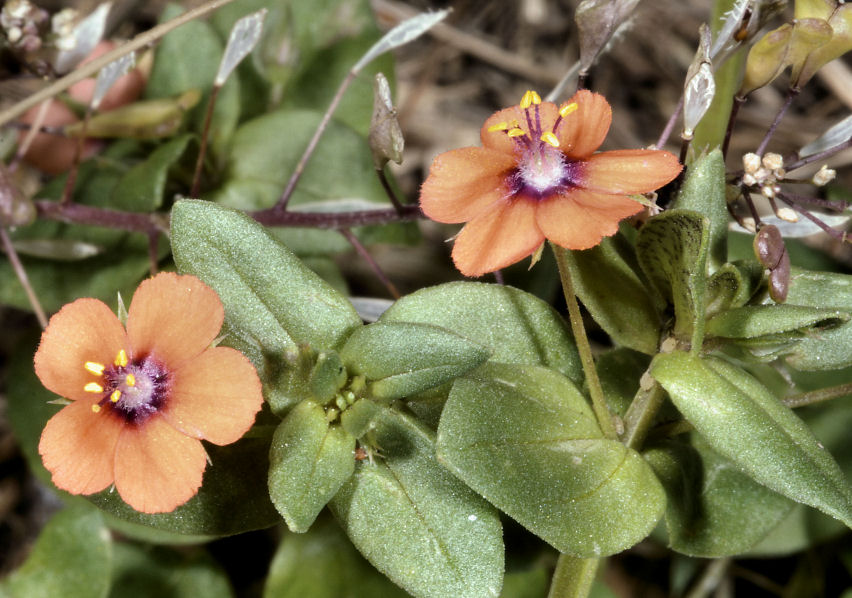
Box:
<box><xmin>34</xmin><ymin>272</ymin><xmax>264</xmax><ymax>514</ymax></box>
<box><xmin>420</xmin><ymin>89</ymin><xmax>682</xmax><ymax>277</ymax></box>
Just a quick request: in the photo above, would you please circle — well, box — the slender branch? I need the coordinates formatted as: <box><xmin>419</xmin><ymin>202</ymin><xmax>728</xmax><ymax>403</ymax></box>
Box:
<box><xmin>339</xmin><ymin>228</ymin><xmax>400</xmax><ymax>299</ymax></box>
<box><xmin>755</xmin><ymin>87</ymin><xmax>799</xmax><ymax>157</ymax></box>
<box><xmin>684</xmin><ymin>558</ymin><xmax>731</xmax><ymax>598</ymax></box>
<box><xmin>34</xmin><ymin>199</ymin><xmax>423</xmax><ymax>232</ymax></box>
<box><xmin>722</xmin><ymin>95</ymin><xmax>745</xmax><ymax>158</ymax></box>
<box><xmin>547</xmin><ymin>555</ymin><xmax>599</xmax><ymax>598</ymax></box>
<box><xmin>679</xmin><ymin>135</ymin><xmax>691</xmax><ymax>165</ymax></box>
<box><xmin>376</xmin><ymin>167</ymin><xmax>405</xmax><ymax>211</ymax></box>
<box><xmin>190</xmin><ymin>85</ymin><xmax>221</xmax><ymax>197</ymax></box>
<box><xmin>0</xmin><ymin>226</ymin><xmax>48</xmax><ymax>328</ymax></box>
<box><xmin>784</xmin><ymin>136</ymin><xmax>852</xmax><ymax>172</ymax></box>
<box><xmin>778</xmin><ymin>192</ymin><xmax>846</xmax><ymax>212</ymax></box>
<box><xmin>274</xmin><ymin>71</ymin><xmax>357</xmax><ymax>210</ymax></box>
<box><xmin>622</xmin><ymin>380</ymin><xmax>667</xmax><ymax>450</ymax></box>
<box><xmin>777</xmin><ymin>193</ymin><xmax>848</xmax><ymax>240</ymax></box>
<box><xmin>783</xmin><ymin>383</ymin><xmax>852</xmax><ymax>408</ymax></box>
<box><xmin>552</xmin><ymin>243</ymin><xmax>617</xmax><ymax>439</ymax></box>
<box><xmin>0</xmin><ymin>0</ymin><xmax>242</xmax><ymax>128</ymax></box>
<box><xmin>656</xmin><ymin>97</ymin><xmax>684</xmax><ymax>149</ymax></box>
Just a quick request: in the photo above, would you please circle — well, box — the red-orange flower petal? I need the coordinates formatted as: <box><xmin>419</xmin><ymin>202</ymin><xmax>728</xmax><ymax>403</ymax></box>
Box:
<box><xmin>39</xmin><ymin>396</ymin><xmax>124</xmax><ymax>495</ymax></box>
<box><xmin>126</xmin><ymin>272</ymin><xmax>224</xmax><ymax>369</ymax></box>
<box><xmin>113</xmin><ymin>416</ymin><xmax>207</xmax><ymax>514</ymax></box>
<box><xmin>555</xmin><ymin>90</ymin><xmax>613</xmax><ymax>159</ymax></box>
<box><xmin>163</xmin><ymin>346</ymin><xmax>263</xmax><ymax>445</ymax></box>
<box><xmin>451</xmin><ymin>197</ymin><xmax>544</xmax><ymax>277</ymax></box>
<box><xmin>537</xmin><ymin>189</ymin><xmax>645</xmax><ymax>250</ymax></box>
<box><xmin>581</xmin><ymin>149</ymin><xmax>682</xmax><ymax>194</ymax></box>
<box><xmin>34</xmin><ymin>298</ymin><xmax>127</xmax><ymax>402</ymax></box>
<box><xmin>420</xmin><ymin>147</ymin><xmax>515</xmax><ymax>223</ymax></box>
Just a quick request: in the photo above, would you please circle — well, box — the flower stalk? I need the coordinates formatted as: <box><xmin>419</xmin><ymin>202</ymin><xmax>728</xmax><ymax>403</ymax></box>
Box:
<box><xmin>552</xmin><ymin>243</ymin><xmax>617</xmax><ymax>440</ymax></box>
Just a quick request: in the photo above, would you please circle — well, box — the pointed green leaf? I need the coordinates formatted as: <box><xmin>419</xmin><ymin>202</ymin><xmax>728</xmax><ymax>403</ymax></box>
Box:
<box><xmin>340</xmin><ymin>398</ymin><xmax>383</xmax><ymax>439</ymax></box>
<box><xmin>562</xmin><ymin>239</ymin><xmax>661</xmax><ymax>354</ymax></box>
<box><xmin>331</xmin><ymin>407</ymin><xmax>503</xmax><ymax>598</ymax></box>
<box><xmin>340</xmin><ymin>322</ymin><xmax>490</xmax><ymax>400</ymax></box>
<box><xmin>651</xmin><ymin>351</ymin><xmax>852</xmax><ymax>527</ymax></box>
<box><xmin>706</xmin><ymin>304</ymin><xmax>848</xmax><ymax>339</ymax></box>
<box><xmin>110</xmin><ymin>134</ymin><xmax>192</xmax><ymax>211</ymax></box>
<box><xmin>437</xmin><ymin>363</ymin><xmax>665</xmax><ymax>557</ymax></box>
<box><xmin>637</xmin><ymin>210</ymin><xmax>710</xmax><ymax>348</ymax></box>
<box><xmin>645</xmin><ymin>438</ymin><xmax>794</xmax><ymax>557</ymax></box>
<box><xmin>671</xmin><ymin>149</ymin><xmax>728</xmax><ymax>270</ymax></box>
<box><xmin>3</xmin><ymin>506</ymin><xmax>111</xmax><ymax>598</ymax></box>
<box><xmin>170</xmin><ymin>200</ymin><xmax>363</xmax><ymax>411</ymax></box>
<box><xmin>264</xmin><ymin>515</ymin><xmax>409</xmax><ymax>598</ymax></box>
<box><xmin>783</xmin><ymin>268</ymin><xmax>852</xmax><ymax>370</ymax></box>
<box><xmin>379</xmin><ymin>282</ymin><xmax>582</xmax><ymax>384</ymax></box>
<box><xmin>269</xmin><ymin>401</ymin><xmax>356</xmax><ymax>532</ymax></box>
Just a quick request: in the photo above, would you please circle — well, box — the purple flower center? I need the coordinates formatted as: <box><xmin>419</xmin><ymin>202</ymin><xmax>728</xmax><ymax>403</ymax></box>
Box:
<box><xmin>83</xmin><ymin>350</ymin><xmax>169</xmax><ymax>424</ymax></box>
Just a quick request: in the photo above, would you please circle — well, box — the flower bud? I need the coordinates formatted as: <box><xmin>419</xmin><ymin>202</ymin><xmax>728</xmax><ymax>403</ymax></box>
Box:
<box><xmin>368</xmin><ymin>72</ymin><xmax>404</xmax><ymax>169</ymax></box>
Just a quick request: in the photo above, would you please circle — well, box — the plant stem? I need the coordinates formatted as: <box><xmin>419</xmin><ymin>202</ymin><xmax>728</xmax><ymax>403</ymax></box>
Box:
<box><xmin>190</xmin><ymin>84</ymin><xmax>221</xmax><ymax>197</ymax></box>
<box><xmin>0</xmin><ymin>226</ymin><xmax>47</xmax><ymax>328</ymax></box>
<box><xmin>376</xmin><ymin>167</ymin><xmax>405</xmax><ymax>211</ymax></box>
<box><xmin>274</xmin><ymin>71</ymin><xmax>357</xmax><ymax>210</ymax></box>
<box><xmin>547</xmin><ymin>555</ymin><xmax>599</xmax><ymax>598</ymax></box>
<box><xmin>340</xmin><ymin>228</ymin><xmax>400</xmax><ymax>299</ymax></box>
<box><xmin>721</xmin><ymin>95</ymin><xmax>744</xmax><ymax>159</ymax></box>
<box><xmin>755</xmin><ymin>87</ymin><xmax>798</xmax><ymax>157</ymax></box>
<box><xmin>784</xmin><ymin>136</ymin><xmax>852</xmax><ymax>172</ymax></box>
<box><xmin>684</xmin><ymin>558</ymin><xmax>731</xmax><ymax>598</ymax></box>
<box><xmin>0</xmin><ymin>0</ymin><xmax>242</xmax><ymax>128</ymax></box>
<box><xmin>622</xmin><ymin>380</ymin><xmax>667</xmax><ymax>450</ymax></box>
<box><xmin>656</xmin><ymin>96</ymin><xmax>683</xmax><ymax>149</ymax></box>
<box><xmin>783</xmin><ymin>382</ymin><xmax>852</xmax><ymax>408</ymax></box>
<box><xmin>552</xmin><ymin>243</ymin><xmax>617</xmax><ymax>439</ymax></box>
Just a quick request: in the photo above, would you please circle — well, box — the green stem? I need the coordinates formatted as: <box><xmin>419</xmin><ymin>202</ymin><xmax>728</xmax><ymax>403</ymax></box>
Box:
<box><xmin>547</xmin><ymin>554</ymin><xmax>599</xmax><ymax>598</ymax></box>
<box><xmin>783</xmin><ymin>383</ymin><xmax>852</xmax><ymax>409</ymax></box>
<box><xmin>552</xmin><ymin>243</ymin><xmax>617</xmax><ymax>439</ymax></box>
<box><xmin>622</xmin><ymin>380</ymin><xmax>666</xmax><ymax>450</ymax></box>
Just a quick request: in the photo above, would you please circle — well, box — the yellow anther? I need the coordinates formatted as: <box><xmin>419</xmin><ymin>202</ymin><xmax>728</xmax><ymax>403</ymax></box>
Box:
<box><xmin>540</xmin><ymin>132</ymin><xmax>560</xmax><ymax>147</ymax></box>
<box><xmin>125</xmin><ymin>373</ymin><xmax>136</xmax><ymax>387</ymax></box>
<box><xmin>84</xmin><ymin>361</ymin><xmax>105</xmax><ymax>376</ymax></box>
<box><xmin>84</xmin><ymin>382</ymin><xmax>104</xmax><ymax>393</ymax></box>
<box><xmin>91</xmin><ymin>404</ymin><xmax>102</xmax><ymax>413</ymax></box>
<box><xmin>507</xmin><ymin>128</ymin><xmax>527</xmax><ymax>138</ymax></box>
<box><xmin>114</xmin><ymin>349</ymin><xmax>128</xmax><ymax>367</ymax></box>
<box><xmin>559</xmin><ymin>102</ymin><xmax>579</xmax><ymax>118</ymax></box>
<box><xmin>110</xmin><ymin>390</ymin><xmax>121</xmax><ymax>403</ymax></box>
<box><xmin>520</xmin><ymin>90</ymin><xmax>541</xmax><ymax>108</ymax></box>
<box><xmin>487</xmin><ymin>122</ymin><xmax>509</xmax><ymax>133</ymax></box>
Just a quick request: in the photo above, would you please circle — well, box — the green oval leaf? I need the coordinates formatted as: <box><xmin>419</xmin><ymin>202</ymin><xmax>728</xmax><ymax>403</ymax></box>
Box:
<box><xmin>562</xmin><ymin>239</ymin><xmax>661</xmax><ymax>354</ymax></box>
<box><xmin>645</xmin><ymin>438</ymin><xmax>794</xmax><ymax>557</ymax></box>
<box><xmin>109</xmin><ymin>544</ymin><xmax>232</xmax><ymax>598</ymax></box>
<box><xmin>3</xmin><ymin>505</ymin><xmax>111</xmax><ymax>598</ymax></box>
<box><xmin>263</xmin><ymin>515</ymin><xmax>409</xmax><ymax>598</ymax></box>
<box><xmin>437</xmin><ymin>363</ymin><xmax>665</xmax><ymax>557</ymax></box>
<box><xmin>170</xmin><ymin>200</ymin><xmax>363</xmax><ymax>412</ymax></box>
<box><xmin>671</xmin><ymin>149</ymin><xmax>728</xmax><ymax>270</ymax></box>
<box><xmin>379</xmin><ymin>282</ymin><xmax>582</xmax><ymax>385</ymax></box>
<box><xmin>340</xmin><ymin>322</ymin><xmax>490</xmax><ymax>400</ymax></box>
<box><xmin>331</xmin><ymin>407</ymin><xmax>503</xmax><ymax>598</ymax></box>
<box><xmin>637</xmin><ymin>210</ymin><xmax>710</xmax><ymax>348</ymax></box>
<box><xmin>782</xmin><ymin>268</ymin><xmax>852</xmax><ymax>370</ymax></box>
<box><xmin>269</xmin><ymin>401</ymin><xmax>356</xmax><ymax>533</ymax></box>
<box><xmin>706</xmin><ymin>304</ymin><xmax>848</xmax><ymax>339</ymax></box>
<box><xmin>111</xmin><ymin>134</ymin><xmax>193</xmax><ymax>211</ymax></box>
<box><xmin>651</xmin><ymin>351</ymin><xmax>852</xmax><ymax>527</ymax></box>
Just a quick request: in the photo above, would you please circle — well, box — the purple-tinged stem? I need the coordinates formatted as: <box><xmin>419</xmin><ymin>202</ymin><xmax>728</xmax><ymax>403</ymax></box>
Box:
<box><xmin>656</xmin><ymin>97</ymin><xmax>684</xmax><ymax>149</ymax></box>
<box><xmin>275</xmin><ymin>71</ymin><xmax>357</xmax><ymax>211</ymax></box>
<box><xmin>781</xmin><ymin>192</ymin><xmax>846</xmax><ymax>212</ymax></box>
<box><xmin>756</xmin><ymin>88</ymin><xmax>798</xmax><ymax>157</ymax></box>
<box><xmin>784</xmin><ymin>136</ymin><xmax>852</xmax><ymax>172</ymax></box>
<box><xmin>0</xmin><ymin>226</ymin><xmax>47</xmax><ymax>328</ymax></box>
<box><xmin>35</xmin><ymin>200</ymin><xmax>168</xmax><ymax>233</ymax></box>
<box><xmin>340</xmin><ymin>228</ymin><xmax>400</xmax><ymax>299</ymax></box>
<box><xmin>376</xmin><ymin>167</ymin><xmax>405</xmax><ymax>212</ymax></box>
<box><xmin>722</xmin><ymin>95</ymin><xmax>745</xmax><ymax>159</ymax></box>
<box><xmin>777</xmin><ymin>194</ymin><xmax>848</xmax><ymax>241</ymax></box>
<box><xmin>190</xmin><ymin>85</ymin><xmax>221</xmax><ymax>198</ymax></box>
<box><xmin>493</xmin><ymin>269</ymin><xmax>504</xmax><ymax>285</ymax></box>
<box><xmin>253</xmin><ymin>204</ymin><xmax>422</xmax><ymax>229</ymax></box>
